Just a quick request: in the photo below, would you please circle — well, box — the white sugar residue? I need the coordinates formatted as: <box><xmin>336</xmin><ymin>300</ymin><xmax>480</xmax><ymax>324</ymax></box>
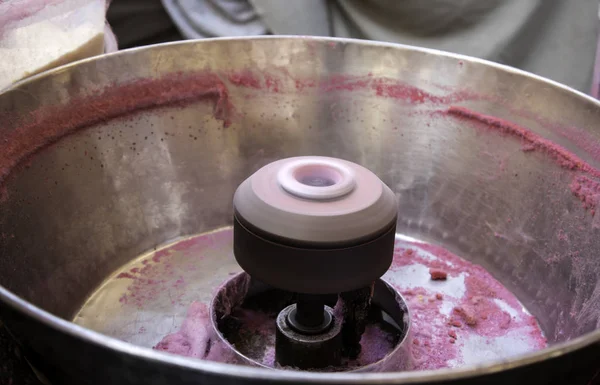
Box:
<box><xmin>401</xmin><ymin>241</ymin><xmax>456</xmax><ymax>266</ymax></box>
<box><xmin>414</xmin><ymin>245</ymin><xmax>456</xmax><ymax>267</ymax></box>
<box><xmin>449</xmin><ymin>332</ymin><xmax>535</xmax><ymax>367</ymax></box>
<box><xmin>383</xmin><ymin>263</ymin><xmax>467</xmax><ymax>300</ymax></box>
<box><xmin>493</xmin><ymin>298</ymin><xmax>520</xmax><ymax>319</ymax></box>
<box><xmin>439</xmin><ymin>299</ymin><xmax>456</xmax><ymax>316</ymax></box>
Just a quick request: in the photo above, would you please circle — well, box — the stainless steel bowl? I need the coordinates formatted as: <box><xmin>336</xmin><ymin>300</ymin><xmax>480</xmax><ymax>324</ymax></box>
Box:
<box><xmin>0</xmin><ymin>37</ymin><xmax>599</xmax><ymax>384</ymax></box>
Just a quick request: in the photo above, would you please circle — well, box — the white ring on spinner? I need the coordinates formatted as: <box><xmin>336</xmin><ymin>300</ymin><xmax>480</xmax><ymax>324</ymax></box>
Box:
<box><xmin>276</xmin><ymin>158</ymin><xmax>356</xmax><ymax>200</ymax></box>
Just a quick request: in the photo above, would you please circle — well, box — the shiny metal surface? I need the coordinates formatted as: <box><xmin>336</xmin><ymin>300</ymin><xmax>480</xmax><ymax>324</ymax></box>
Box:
<box><xmin>77</xmin><ymin>228</ymin><xmax>239</xmax><ymax>349</ymax></box>
<box><xmin>0</xmin><ymin>36</ymin><xmax>599</xmax><ymax>384</ymax></box>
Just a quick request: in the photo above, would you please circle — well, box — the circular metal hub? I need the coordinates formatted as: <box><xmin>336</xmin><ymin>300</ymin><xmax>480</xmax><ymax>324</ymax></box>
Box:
<box><xmin>287</xmin><ymin>304</ymin><xmax>333</xmax><ymax>335</ymax></box>
<box><xmin>276</xmin><ymin>305</ymin><xmax>342</xmax><ymax>369</ymax></box>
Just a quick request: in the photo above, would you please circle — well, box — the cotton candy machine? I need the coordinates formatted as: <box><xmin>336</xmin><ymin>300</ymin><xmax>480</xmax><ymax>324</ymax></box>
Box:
<box><xmin>0</xmin><ymin>37</ymin><xmax>599</xmax><ymax>384</ymax></box>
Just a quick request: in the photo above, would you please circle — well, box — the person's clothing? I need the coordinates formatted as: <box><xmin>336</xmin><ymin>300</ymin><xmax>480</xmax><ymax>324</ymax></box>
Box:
<box><xmin>107</xmin><ymin>0</ymin><xmax>183</xmax><ymax>48</ymax></box>
<box><xmin>109</xmin><ymin>0</ymin><xmax>600</xmax><ymax>93</ymax></box>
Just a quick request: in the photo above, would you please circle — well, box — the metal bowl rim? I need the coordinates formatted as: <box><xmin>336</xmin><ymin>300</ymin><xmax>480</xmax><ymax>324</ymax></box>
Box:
<box><xmin>1</xmin><ymin>35</ymin><xmax>600</xmax><ymax>383</ymax></box>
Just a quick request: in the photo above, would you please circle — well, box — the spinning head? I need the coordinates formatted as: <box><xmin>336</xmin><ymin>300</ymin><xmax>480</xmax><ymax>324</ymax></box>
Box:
<box><xmin>233</xmin><ymin>156</ymin><xmax>398</xmax><ymax>294</ymax></box>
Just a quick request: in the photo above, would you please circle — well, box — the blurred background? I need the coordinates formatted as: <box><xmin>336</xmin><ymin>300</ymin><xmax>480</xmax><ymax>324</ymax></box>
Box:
<box><xmin>106</xmin><ymin>0</ymin><xmax>600</xmax><ymax>94</ymax></box>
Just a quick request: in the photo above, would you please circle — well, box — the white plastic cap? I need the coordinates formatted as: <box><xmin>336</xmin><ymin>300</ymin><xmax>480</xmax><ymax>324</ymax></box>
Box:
<box><xmin>276</xmin><ymin>158</ymin><xmax>356</xmax><ymax>200</ymax></box>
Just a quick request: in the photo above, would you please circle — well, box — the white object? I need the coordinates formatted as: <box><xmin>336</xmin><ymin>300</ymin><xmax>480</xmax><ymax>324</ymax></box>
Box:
<box><xmin>0</xmin><ymin>0</ymin><xmax>108</xmax><ymax>91</ymax></box>
<box><xmin>276</xmin><ymin>158</ymin><xmax>356</xmax><ymax>201</ymax></box>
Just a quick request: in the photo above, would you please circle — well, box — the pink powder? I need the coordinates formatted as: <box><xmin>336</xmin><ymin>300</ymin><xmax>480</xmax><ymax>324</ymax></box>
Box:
<box><xmin>570</xmin><ymin>176</ymin><xmax>600</xmax><ymax>216</ymax></box>
<box><xmin>294</xmin><ymin>79</ymin><xmax>317</xmax><ymax>91</ymax></box>
<box><xmin>372</xmin><ymin>79</ymin><xmax>449</xmax><ymax>104</ymax></box>
<box><xmin>0</xmin><ymin>71</ymin><xmax>233</xmax><ymax>189</ymax></box>
<box><xmin>153</xmin><ymin>301</ymin><xmax>235</xmax><ymax>363</ymax></box>
<box><xmin>319</xmin><ymin>75</ymin><xmax>371</xmax><ymax>93</ymax></box>
<box><xmin>447</xmin><ymin>106</ymin><xmax>600</xmax><ymax>177</ymax></box>
<box><xmin>391</xmin><ymin>241</ymin><xmax>546</xmax><ymax>370</ymax></box>
<box><xmin>154</xmin><ymin>302</ymin><xmax>212</xmax><ymax>358</ymax></box>
<box><xmin>226</xmin><ymin>70</ymin><xmax>281</xmax><ymax>93</ymax></box>
<box><xmin>453</xmin><ymin>306</ymin><xmax>478</xmax><ymax>327</ymax></box>
<box><xmin>123</xmin><ymin>230</ymin><xmax>544</xmax><ymax>371</ymax></box>
<box><xmin>264</xmin><ymin>75</ymin><xmax>281</xmax><ymax>93</ymax></box>
<box><xmin>447</xmin><ymin>106</ymin><xmax>600</xmax><ymax>215</ymax></box>
<box><xmin>0</xmin><ymin>71</ymin><xmax>482</xmax><ymax>205</ymax></box>
<box><xmin>554</xmin><ymin>125</ymin><xmax>600</xmax><ymax>163</ymax></box>
<box><xmin>448</xmin><ymin>319</ymin><xmax>462</xmax><ymax>328</ymax></box>
<box><xmin>0</xmin><ymin>66</ymin><xmax>555</xmax><ymax>370</ymax></box>
<box><xmin>403</xmin><ymin>285</ymin><xmax>459</xmax><ymax>370</ymax></box>
<box><xmin>117</xmin><ymin>259</ymin><xmax>180</xmax><ymax>308</ymax></box>
<box><xmin>228</xmin><ymin>70</ymin><xmax>262</xmax><ymax>89</ymax></box>
<box><xmin>282</xmin><ymin>72</ymin><xmax>474</xmax><ymax>106</ymax></box>
<box><xmin>502</xmin><ymin>102</ymin><xmax>600</xmax><ymax>165</ymax></box>
<box><xmin>116</xmin><ymin>233</ymin><xmax>230</xmax><ymax>308</ymax></box>
<box><xmin>448</xmin><ymin>330</ymin><xmax>458</xmax><ymax>340</ymax></box>
<box><xmin>352</xmin><ymin>324</ymin><xmax>397</xmax><ymax>367</ymax></box>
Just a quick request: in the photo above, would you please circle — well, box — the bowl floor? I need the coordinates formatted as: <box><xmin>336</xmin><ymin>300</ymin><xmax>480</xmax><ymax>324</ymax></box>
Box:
<box><xmin>73</xmin><ymin>227</ymin><xmax>546</xmax><ymax>371</ymax></box>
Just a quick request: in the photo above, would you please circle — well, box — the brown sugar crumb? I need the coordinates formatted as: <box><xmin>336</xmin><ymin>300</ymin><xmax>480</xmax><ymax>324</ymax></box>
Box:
<box><xmin>429</xmin><ymin>269</ymin><xmax>448</xmax><ymax>281</ymax></box>
<box><xmin>448</xmin><ymin>318</ymin><xmax>462</xmax><ymax>328</ymax></box>
<box><xmin>453</xmin><ymin>306</ymin><xmax>478</xmax><ymax>326</ymax></box>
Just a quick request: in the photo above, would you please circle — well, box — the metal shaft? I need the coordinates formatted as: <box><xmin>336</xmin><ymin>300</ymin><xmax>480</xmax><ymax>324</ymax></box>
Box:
<box><xmin>286</xmin><ymin>294</ymin><xmax>332</xmax><ymax>334</ymax></box>
<box><xmin>295</xmin><ymin>295</ymin><xmax>325</xmax><ymax>328</ymax></box>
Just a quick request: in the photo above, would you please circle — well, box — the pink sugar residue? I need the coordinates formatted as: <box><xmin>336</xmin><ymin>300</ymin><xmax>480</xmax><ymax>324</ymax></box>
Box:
<box><xmin>151</xmin><ymin>236</ymin><xmax>212</xmax><ymax>264</ymax></box>
<box><xmin>153</xmin><ymin>301</ymin><xmax>235</xmax><ymax>363</ymax></box>
<box><xmin>447</xmin><ymin>106</ymin><xmax>600</xmax><ymax>177</ymax></box>
<box><xmin>390</xmin><ymin>241</ymin><xmax>547</xmax><ymax>370</ymax></box>
<box><xmin>503</xmin><ymin>103</ymin><xmax>600</xmax><ymax>164</ymax></box>
<box><xmin>294</xmin><ymin>78</ymin><xmax>317</xmax><ymax>91</ymax></box>
<box><xmin>226</xmin><ymin>70</ymin><xmax>281</xmax><ymax>93</ymax></box>
<box><xmin>554</xmin><ymin>125</ymin><xmax>600</xmax><ymax>163</ymax></box>
<box><xmin>228</xmin><ymin>70</ymin><xmax>262</xmax><ymax>89</ymax></box>
<box><xmin>116</xmin><ymin>272</ymin><xmax>135</xmax><ymax>279</ymax></box>
<box><xmin>151</xmin><ymin>237</ymin><xmax>546</xmax><ymax>372</ymax></box>
<box><xmin>116</xmin><ymin>233</ymin><xmax>227</xmax><ymax>308</ymax></box>
<box><xmin>403</xmin><ymin>285</ymin><xmax>459</xmax><ymax>370</ymax></box>
<box><xmin>264</xmin><ymin>74</ymin><xmax>281</xmax><ymax>93</ymax></box>
<box><xmin>452</xmin><ymin>305</ymin><xmax>478</xmax><ymax>327</ymax></box>
<box><xmin>372</xmin><ymin>78</ymin><xmax>450</xmax><ymax>104</ymax></box>
<box><xmin>447</xmin><ymin>106</ymin><xmax>600</xmax><ymax>215</ymax></box>
<box><xmin>319</xmin><ymin>75</ymin><xmax>371</xmax><ymax>93</ymax></box>
<box><xmin>117</xmin><ymin>259</ymin><xmax>181</xmax><ymax>308</ymax></box>
<box><xmin>0</xmin><ymin>71</ymin><xmax>234</xmax><ymax>190</ymax></box>
<box><xmin>570</xmin><ymin>176</ymin><xmax>600</xmax><ymax>216</ymax></box>
<box><xmin>0</xmin><ymin>69</ymin><xmax>476</xmax><ymax>204</ymax></box>
<box><xmin>351</xmin><ymin>323</ymin><xmax>397</xmax><ymax>368</ymax></box>
<box><xmin>289</xmin><ymin>73</ymin><xmax>473</xmax><ymax>106</ymax></box>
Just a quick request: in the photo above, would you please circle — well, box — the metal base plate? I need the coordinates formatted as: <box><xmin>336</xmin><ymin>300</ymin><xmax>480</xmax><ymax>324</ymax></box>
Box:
<box><xmin>73</xmin><ymin>227</ymin><xmax>241</xmax><ymax>348</ymax></box>
<box><xmin>73</xmin><ymin>227</ymin><xmax>546</xmax><ymax>371</ymax></box>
